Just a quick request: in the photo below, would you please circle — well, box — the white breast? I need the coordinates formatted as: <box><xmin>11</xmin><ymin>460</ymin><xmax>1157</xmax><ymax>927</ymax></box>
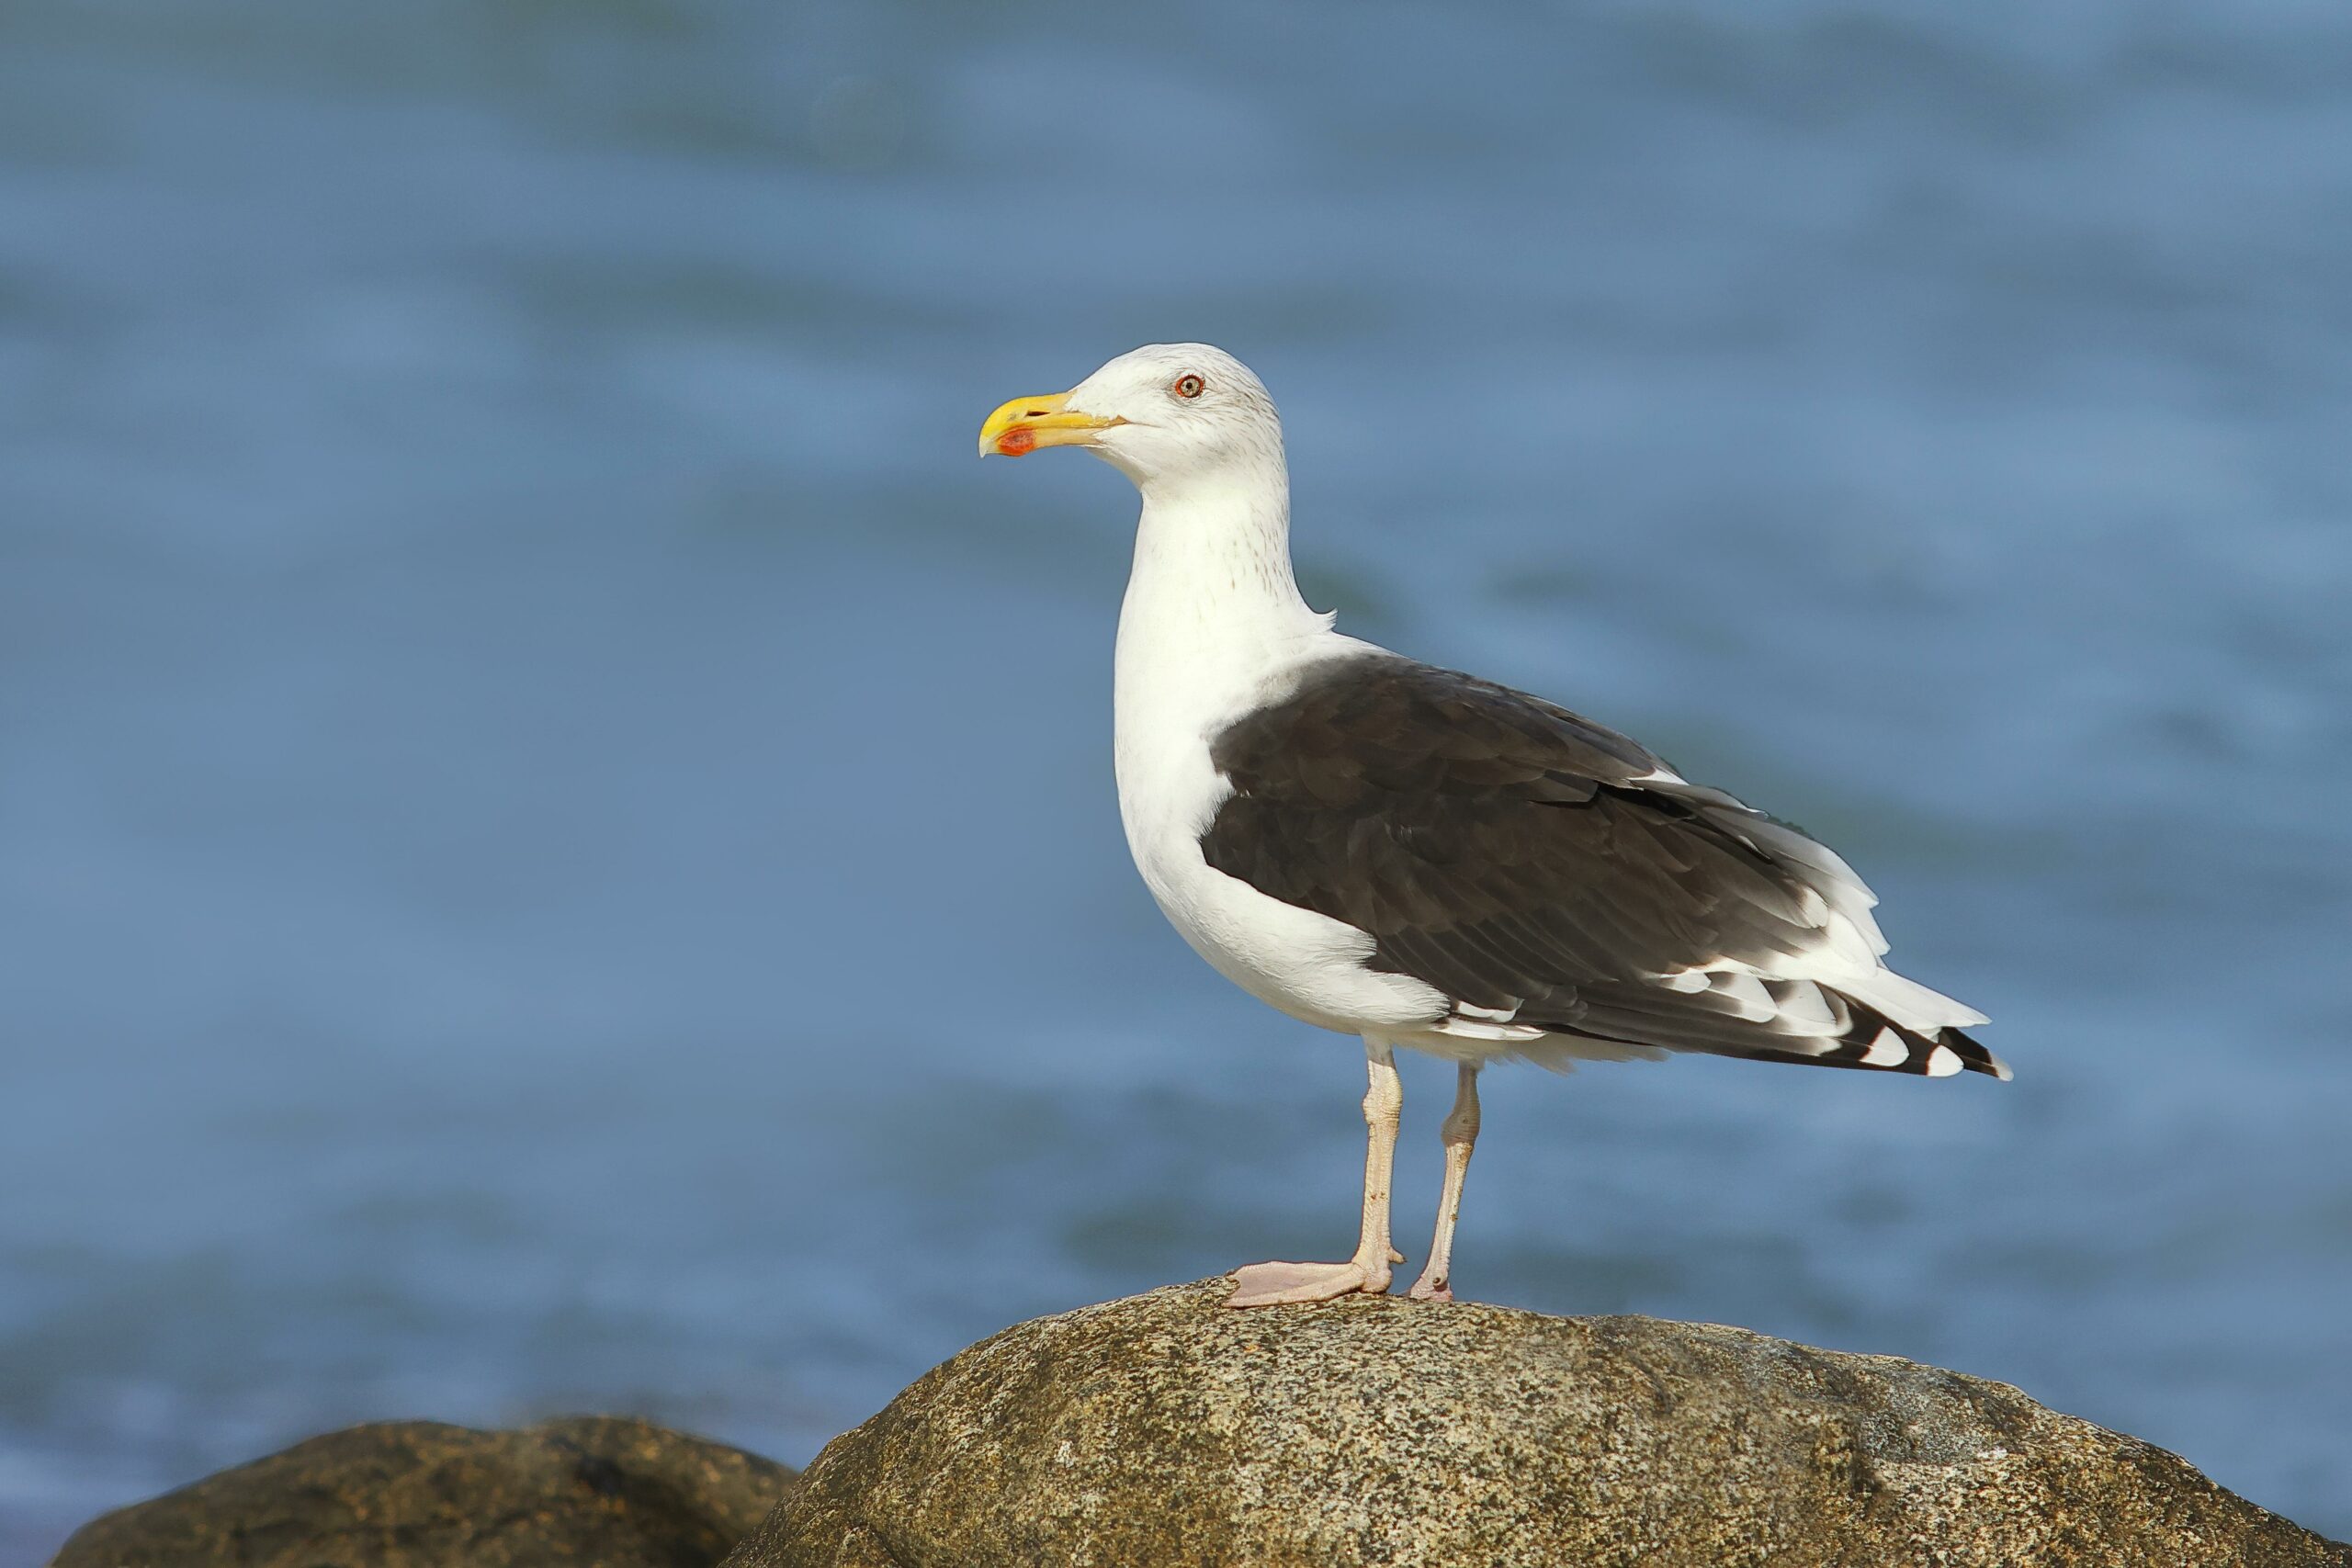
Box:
<box><xmin>1110</xmin><ymin>490</ymin><xmax>1447</xmax><ymax>1041</ymax></box>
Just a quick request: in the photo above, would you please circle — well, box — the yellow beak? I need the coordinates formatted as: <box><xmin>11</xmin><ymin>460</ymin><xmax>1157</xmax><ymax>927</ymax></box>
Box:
<box><xmin>978</xmin><ymin>391</ymin><xmax>1125</xmax><ymax>457</ymax></box>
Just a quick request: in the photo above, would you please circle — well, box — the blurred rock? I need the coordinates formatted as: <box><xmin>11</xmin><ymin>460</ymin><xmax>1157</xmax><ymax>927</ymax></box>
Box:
<box><xmin>733</xmin><ymin>1279</ymin><xmax>2346</xmax><ymax>1568</ymax></box>
<box><xmin>51</xmin><ymin>1416</ymin><xmax>794</xmax><ymax>1568</ymax></box>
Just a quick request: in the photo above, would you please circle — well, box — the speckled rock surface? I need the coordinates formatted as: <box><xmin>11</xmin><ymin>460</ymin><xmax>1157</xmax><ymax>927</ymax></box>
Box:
<box><xmin>51</xmin><ymin>1416</ymin><xmax>796</xmax><ymax>1568</ymax></box>
<box><xmin>731</xmin><ymin>1279</ymin><xmax>2346</xmax><ymax>1568</ymax></box>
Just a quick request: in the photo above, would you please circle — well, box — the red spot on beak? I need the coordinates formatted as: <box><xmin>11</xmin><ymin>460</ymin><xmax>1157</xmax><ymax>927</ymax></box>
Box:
<box><xmin>995</xmin><ymin>426</ymin><xmax>1036</xmax><ymax>457</ymax></box>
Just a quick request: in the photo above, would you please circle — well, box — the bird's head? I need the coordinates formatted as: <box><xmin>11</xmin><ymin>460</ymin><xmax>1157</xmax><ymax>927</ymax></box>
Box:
<box><xmin>979</xmin><ymin>343</ymin><xmax>1283</xmax><ymax>491</ymax></box>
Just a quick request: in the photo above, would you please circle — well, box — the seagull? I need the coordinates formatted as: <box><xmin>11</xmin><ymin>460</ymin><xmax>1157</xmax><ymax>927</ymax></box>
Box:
<box><xmin>979</xmin><ymin>344</ymin><xmax>2007</xmax><ymax>1309</ymax></box>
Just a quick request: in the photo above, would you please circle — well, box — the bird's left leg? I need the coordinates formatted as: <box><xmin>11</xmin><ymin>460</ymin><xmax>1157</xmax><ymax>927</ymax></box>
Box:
<box><xmin>1408</xmin><ymin>1063</ymin><xmax>1480</xmax><ymax>1303</ymax></box>
<box><xmin>1227</xmin><ymin>1039</ymin><xmax>1402</xmax><ymax>1307</ymax></box>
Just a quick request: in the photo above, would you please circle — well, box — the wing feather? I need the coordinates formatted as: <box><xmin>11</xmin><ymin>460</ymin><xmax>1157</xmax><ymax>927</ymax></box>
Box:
<box><xmin>1202</xmin><ymin>656</ymin><xmax>2004</xmax><ymax>1079</ymax></box>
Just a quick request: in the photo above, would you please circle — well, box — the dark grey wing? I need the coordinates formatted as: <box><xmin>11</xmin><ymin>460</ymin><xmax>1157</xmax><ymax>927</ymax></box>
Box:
<box><xmin>1202</xmin><ymin>656</ymin><xmax>2002</xmax><ymax>1078</ymax></box>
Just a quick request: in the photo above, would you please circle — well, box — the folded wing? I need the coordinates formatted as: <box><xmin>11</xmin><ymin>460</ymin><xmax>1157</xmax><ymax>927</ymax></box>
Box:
<box><xmin>1201</xmin><ymin>657</ymin><xmax>2006</xmax><ymax>1079</ymax></box>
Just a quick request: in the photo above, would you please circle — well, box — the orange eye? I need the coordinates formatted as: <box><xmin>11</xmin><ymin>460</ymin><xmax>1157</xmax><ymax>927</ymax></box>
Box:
<box><xmin>1173</xmin><ymin>374</ymin><xmax>1205</xmax><ymax>400</ymax></box>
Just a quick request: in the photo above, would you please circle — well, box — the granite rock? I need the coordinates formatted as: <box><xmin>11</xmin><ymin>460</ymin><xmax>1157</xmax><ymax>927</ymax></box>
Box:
<box><xmin>52</xmin><ymin>1415</ymin><xmax>795</xmax><ymax>1568</ymax></box>
<box><xmin>732</xmin><ymin>1279</ymin><xmax>2346</xmax><ymax>1568</ymax></box>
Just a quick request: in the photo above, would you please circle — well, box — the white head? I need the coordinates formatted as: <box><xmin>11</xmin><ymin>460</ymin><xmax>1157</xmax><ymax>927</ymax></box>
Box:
<box><xmin>978</xmin><ymin>343</ymin><xmax>1284</xmax><ymax>494</ymax></box>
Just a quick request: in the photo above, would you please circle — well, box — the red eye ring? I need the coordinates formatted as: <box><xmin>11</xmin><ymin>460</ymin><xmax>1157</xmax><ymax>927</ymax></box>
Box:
<box><xmin>1173</xmin><ymin>374</ymin><xmax>1205</xmax><ymax>400</ymax></box>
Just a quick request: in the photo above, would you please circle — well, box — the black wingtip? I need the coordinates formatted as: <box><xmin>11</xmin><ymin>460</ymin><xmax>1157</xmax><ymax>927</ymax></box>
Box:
<box><xmin>1939</xmin><ymin>1026</ymin><xmax>2013</xmax><ymax>1082</ymax></box>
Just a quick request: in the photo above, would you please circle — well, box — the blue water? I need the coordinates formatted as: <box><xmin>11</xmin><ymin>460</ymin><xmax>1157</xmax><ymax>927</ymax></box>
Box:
<box><xmin>5</xmin><ymin>3</ymin><xmax>2350</xmax><ymax>1558</ymax></box>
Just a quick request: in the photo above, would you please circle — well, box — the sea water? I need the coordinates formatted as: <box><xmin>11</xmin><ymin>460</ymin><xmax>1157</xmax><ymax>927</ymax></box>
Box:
<box><xmin>4</xmin><ymin>3</ymin><xmax>2349</xmax><ymax>1558</ymax></box>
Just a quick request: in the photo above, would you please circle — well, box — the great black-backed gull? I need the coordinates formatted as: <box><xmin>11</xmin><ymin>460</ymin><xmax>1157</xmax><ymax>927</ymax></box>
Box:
<box><xmin>979</xmin><ymin>344</ymin><xmax>2007</xmax><ymax>1309</ymax></box>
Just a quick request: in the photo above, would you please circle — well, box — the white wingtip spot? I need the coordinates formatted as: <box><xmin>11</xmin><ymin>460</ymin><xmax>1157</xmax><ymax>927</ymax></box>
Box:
<box><xmin>1925</xmin><ymin>1043</ymin><xmax>1963</xmax><ymax>1078</ymax></box>
<box><xmin>1860</xmin><ymin>1029</ymin><xmax>1909</xmax><ymax>1067</ymax></box>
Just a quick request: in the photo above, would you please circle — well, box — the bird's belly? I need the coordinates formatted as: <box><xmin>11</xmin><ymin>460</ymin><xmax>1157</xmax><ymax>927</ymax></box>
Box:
<box><xmin>1120</xmin><ymin>763</ymin><xmax>1445</xmax><ymax>1039</ymax></box>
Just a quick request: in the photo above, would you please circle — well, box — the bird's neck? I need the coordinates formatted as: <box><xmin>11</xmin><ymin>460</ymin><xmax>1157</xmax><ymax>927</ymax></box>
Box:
<box><xmin>1118</xmin><ymin>461</ymin><xmax>1327</xmax><ymax>685</ymax></box>
<box><xmin>1114</xmin><ymin>460</ymin><xmax>1334</xmax><ymax>797</ymax></box>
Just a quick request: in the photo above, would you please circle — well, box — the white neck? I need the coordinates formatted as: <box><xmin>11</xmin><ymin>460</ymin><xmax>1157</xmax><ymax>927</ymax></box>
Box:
<box><xmin>1112</xmin><ymin>454</ymin><xmax>1340</xmax><ymax>839</ymax></box>
<box><xmin>1125</xmin><ymin>457</ymin><xmax>1320</xmax><ymax>639</ymax></box>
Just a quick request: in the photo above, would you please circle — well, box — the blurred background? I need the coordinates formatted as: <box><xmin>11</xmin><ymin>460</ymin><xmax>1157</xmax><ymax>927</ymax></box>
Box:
<box><xmin>4</xmin><ymin>0</ymin><xmax>2350</xmax><ymax>1558</ymax></box>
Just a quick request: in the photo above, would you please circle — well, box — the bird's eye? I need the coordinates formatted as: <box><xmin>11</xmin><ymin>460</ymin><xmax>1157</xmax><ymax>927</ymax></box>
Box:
<box><xmin>1173</xmin><ymin>374</ymin><xmax>1205</xmax><ymax>400</ymax></box>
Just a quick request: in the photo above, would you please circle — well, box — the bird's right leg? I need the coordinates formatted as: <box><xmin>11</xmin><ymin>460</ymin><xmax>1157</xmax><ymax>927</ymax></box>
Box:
<box><xmin>1226</xmin><ymin>1039</ymin><xmax>1401</xmax><ymax>1307</ymax></box>
<box><xmin>1408</xmin><ymin>1063</ymin><xmax>1481</xmax><ymax>1302</ymax></box>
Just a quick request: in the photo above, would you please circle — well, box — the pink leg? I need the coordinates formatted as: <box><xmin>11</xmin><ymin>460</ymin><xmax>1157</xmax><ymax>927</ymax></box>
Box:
<box><xmin>1408</xmin><ymin>1064</ymin><xmax>1480</xmax><ymax>1303</ymax></box>
<box><xmin>1227</xmin><ymin>1041</ymin><xmax>1402</xmax><ymax>1308</ymax></box>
